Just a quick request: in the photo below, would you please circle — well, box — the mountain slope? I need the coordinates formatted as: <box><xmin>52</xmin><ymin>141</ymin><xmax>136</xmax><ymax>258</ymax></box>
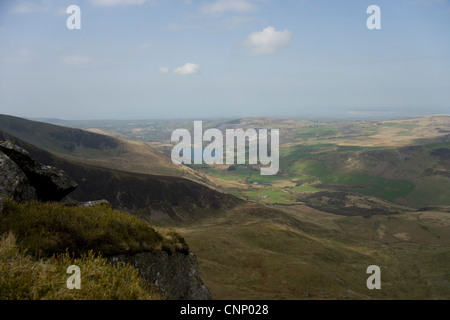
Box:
<box><xmin>0</xmin><ymin>114</ymin><xmax>194</xmax><ymax>178</ymax></box>
<box><xmin>3</xmin><ymin>114</ymin><xmax>450</xmax><ymax>300</ymax></box>
<box><xmin>0</xmin><ymin>128</ymin><xmax>240</xmax><ymax>223</ymax></box>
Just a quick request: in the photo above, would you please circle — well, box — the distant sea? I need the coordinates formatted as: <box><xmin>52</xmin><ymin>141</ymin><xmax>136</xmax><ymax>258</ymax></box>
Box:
<box><xmin>29</xmin><ymin>107</ymin><xmax>449</xmax><ymax>125</ymax></box>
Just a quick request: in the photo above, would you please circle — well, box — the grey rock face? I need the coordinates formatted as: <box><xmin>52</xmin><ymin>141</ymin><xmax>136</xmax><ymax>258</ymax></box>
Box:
<box><xmin>0</xmin><ymin>151</ymin><xmax>37</xmax><ymax>209</ymax></box>
<box><xmin>111</xmin><ymin>251</ymin><xmax>212</xmax><ymax>300</ymax></box>
<box><xmin>0</xmin><ymin>141</ymin><xmax>77</xmax><ymax>202</ymax></box>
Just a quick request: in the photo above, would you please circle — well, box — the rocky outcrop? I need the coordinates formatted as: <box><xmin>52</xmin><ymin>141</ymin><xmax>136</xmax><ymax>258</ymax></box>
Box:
<box><xmin>0</xmin><ymin>151</ymin><xmax>37</xmax><ymax>207</ymax></box>
<box><xmin>0</xmin><ymin>141</ymin><xmax>77</xmax><ymax>203</ymax></box>
<box><xmin>111</xmin><ymin>251</ymin><xmax>212</xmax><ymax>300</ymax></box>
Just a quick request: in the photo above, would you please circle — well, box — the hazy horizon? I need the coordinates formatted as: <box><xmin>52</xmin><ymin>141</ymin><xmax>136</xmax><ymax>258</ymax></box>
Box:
<box><xmin>1</xmin><ymin>0</ymin><xmax>449</xmax><ymax>120</ymax></box>
<box><xmin>19</xmin><ymin>111</ymin><xmax>450</xmax><ymax>124</ymax></box>
<box><xmin>3</xmin><ymin>109</ymin><xmax>450</xmax><ymax>123</ymax></box>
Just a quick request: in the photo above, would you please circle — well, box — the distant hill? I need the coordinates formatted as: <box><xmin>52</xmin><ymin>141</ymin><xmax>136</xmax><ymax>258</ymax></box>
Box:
<box><xmin>0</xmin><ymin>114</ymin><xmax>196</xmax><ymax>179</ymax></box>
<box><xmin>0</xmin><ymin>125</ymin><xmax>240</xmax><ymax>223</ymax></box>
<box><xmin>3</xmin><ymin>114</ymin><xmax>450</xmax><ymax>300</ymax></box>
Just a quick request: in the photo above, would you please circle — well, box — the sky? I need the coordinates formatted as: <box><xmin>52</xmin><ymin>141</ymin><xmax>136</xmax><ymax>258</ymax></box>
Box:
<box><xmin>0</xmin><ymin>0</ymin><xmax>449</xmax><ymax>120</ymax></box>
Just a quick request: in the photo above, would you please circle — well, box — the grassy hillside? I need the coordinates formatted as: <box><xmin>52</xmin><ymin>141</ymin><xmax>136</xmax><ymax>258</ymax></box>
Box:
<box><xmin>42</xmin><ymin>115</ymin><xmax>448</xmax><ymax>209</ymax></box>
<box><xmin>0</xmin><ymin>233</ymin><xmax>159</xmax><ymax>300</ymax></box>
<box><xmin>0</xmin><ymin>130</ymin><xmax>240</xmax><ymax>223</ymax></box>
<box><xmin>172</xmin><ymin>202</ymin><xmax>450</xmax><ymax>300</ymax></box>
<box><xmin>2</xmin><ymin>114</ymin><xmax>449</xmax><ymax>300</ymax></box>
<box><xmin>0</xmin><ymin>114</ymin><xmax>193</xmax><ymax>178</ymax></box>
<box><xmin>0</xmin><ymin>199</ymin><xmax>191</xmax><ymax>300</ymax></box>
<box><xmin>183</xmin><ymin>116</ymin><xmax>450</xmax><ymax>209</ymax></box>
<box><xmin>0</xmin><ymin>199</ymin><xmax>187</xmax><ymax>258</ymax></box>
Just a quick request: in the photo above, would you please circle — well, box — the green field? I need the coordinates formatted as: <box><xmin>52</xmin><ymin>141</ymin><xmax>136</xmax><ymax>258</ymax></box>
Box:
<box><xmin>192</xmin><ymin>117</ymin><xmax>450</xmax><ymax>208</ymax></box>
<box><xmin>205</xmin><ymin>166</ymin><xmax>253</xmax><ymax>181</ymax></box>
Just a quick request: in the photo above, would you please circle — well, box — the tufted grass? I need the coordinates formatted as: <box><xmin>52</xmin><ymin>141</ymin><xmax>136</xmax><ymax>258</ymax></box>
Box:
<box><xmin>0</xmin><ymin>232</ymin><xmax>161</xmax><ymax>300</ymax></box>
<box><xmin>0</xmin><ymin>199</ymin><xmax>191</xmax><ymax>300</ymax></box>
<box><xmin>0</xmin><ymin>199</ymin><xmax>188</xmax><ymax>258</ymax></box>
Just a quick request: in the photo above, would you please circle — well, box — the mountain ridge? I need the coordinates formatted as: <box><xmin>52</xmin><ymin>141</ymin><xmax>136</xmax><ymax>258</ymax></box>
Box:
<box><xmin>0</xmin><ymin>114</ymin><xmax>197</xmax><ymax>179</ymax></box>
<box><xmin>0</xmin><ymin>124</ymin><xmax>241</xmax><ymax>224</ymax></box>
<box><xmin>2</xmin><ymin>114</ymin><xmax>450</xmax><ymax>300</ymax></box>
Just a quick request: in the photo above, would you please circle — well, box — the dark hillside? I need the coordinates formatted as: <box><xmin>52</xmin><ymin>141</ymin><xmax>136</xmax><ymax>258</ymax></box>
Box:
<box><xmin>0</xmin><ymin>114</ymin><xmax>118</xmax><ymax>153</ymax></box>
<box><xmin>0</xmin><ymin>129</ymin><xmax>240</xmax><ymax>222</ymax></box>
<box><xmin>0</xmin><ymin>114</ymin><xmax>190</xmax><ymax>177</ymax></box>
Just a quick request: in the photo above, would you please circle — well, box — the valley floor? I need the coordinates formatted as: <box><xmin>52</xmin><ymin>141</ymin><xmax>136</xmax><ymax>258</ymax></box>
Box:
<box><xmin>170</xmin><ymin>202</ymin><xmax>450</xmax><ymax>300</ymax></box>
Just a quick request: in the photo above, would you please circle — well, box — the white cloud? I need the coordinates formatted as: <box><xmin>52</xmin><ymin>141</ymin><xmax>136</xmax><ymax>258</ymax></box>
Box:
<box><xmin>200</xmin><ymin>0</ymin><xmax>256</xmax><ymax>15</ymax></box>
<box><xmin>11</xmin><ymin>2</ymin><xmax>41</xmax><ymax>14</ymax></box>
<box><xmin>159</xmin><ymin>67</ymin><xmax>169</xmax><ymax>74</ymax></box>
<box><xmin>132</xmin><ymin>42</ymin><xmax>152</xmax><ymax>50</ymax></box>
<box><xmin>62</xmin><ymin>55</ymin><xmax>93</xmax><ymax>65</ymax></box>
<box><xmin>173</xmin><ymin>63</ymin><xmax>200</xmax><ymax>75</ymax></box>
<box><xmin>90</xmin><ymin>0</ymin><xmax>149</xmax><ymax>7</ymax></box>
<box><xmin>244</xmin><ymin>26</ymin><xmax>292</xmax><ymax>55</ymax></box>
<box><xmin>55</xmin><ymin>7</ymin><xmax>69</xmax><ymax>16</ymax></box>
<box><xmin>11</xmin><ymin>2</ymin><xmax>75</xmax><ymax>15</ymax></box>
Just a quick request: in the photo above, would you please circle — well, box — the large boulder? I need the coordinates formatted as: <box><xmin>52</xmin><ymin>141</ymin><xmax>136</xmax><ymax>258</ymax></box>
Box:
<box><xmin>0</xmin><ymin>141</ymin><xmax>77</xmax><ymax>203</ymax></box>
<box><xmin>0</xmin><ymin>151</ymin><xmax>37</xmax><ymax>208</ymax></box>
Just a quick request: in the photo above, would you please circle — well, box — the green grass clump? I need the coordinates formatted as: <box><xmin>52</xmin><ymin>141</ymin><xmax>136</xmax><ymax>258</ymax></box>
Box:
<box><xmin>159</xmin><ymin>229</ymin><xmax>190</xmax><ymax>254</ymax></box>
<box><xmin>0</xmin><ymin>232</ymin><xmax>160</xmax><ymax>300</ymax></box>
<box><xmin>0</xmin><ymin>199</ymin><xmax>191</xmax><ymax>300</ymax></box>
<box><xmin>0</xmin><ymin>199</ymin><xmax>186</xmax><ymax>257</ymax></box>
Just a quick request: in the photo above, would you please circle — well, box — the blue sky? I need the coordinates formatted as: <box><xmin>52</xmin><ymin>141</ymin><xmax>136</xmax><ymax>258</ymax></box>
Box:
<box><xmin>0</xmin><ymin>0</ymin><xmax>449</xmax><ymax>120</ymax></box>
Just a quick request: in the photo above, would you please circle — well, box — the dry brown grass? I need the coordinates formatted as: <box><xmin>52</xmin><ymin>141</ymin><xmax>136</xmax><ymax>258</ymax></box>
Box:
<box><xmin>0</xmin><ymin>233</ymin><xmax>161</xmax><ymax>300</ymax></box>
